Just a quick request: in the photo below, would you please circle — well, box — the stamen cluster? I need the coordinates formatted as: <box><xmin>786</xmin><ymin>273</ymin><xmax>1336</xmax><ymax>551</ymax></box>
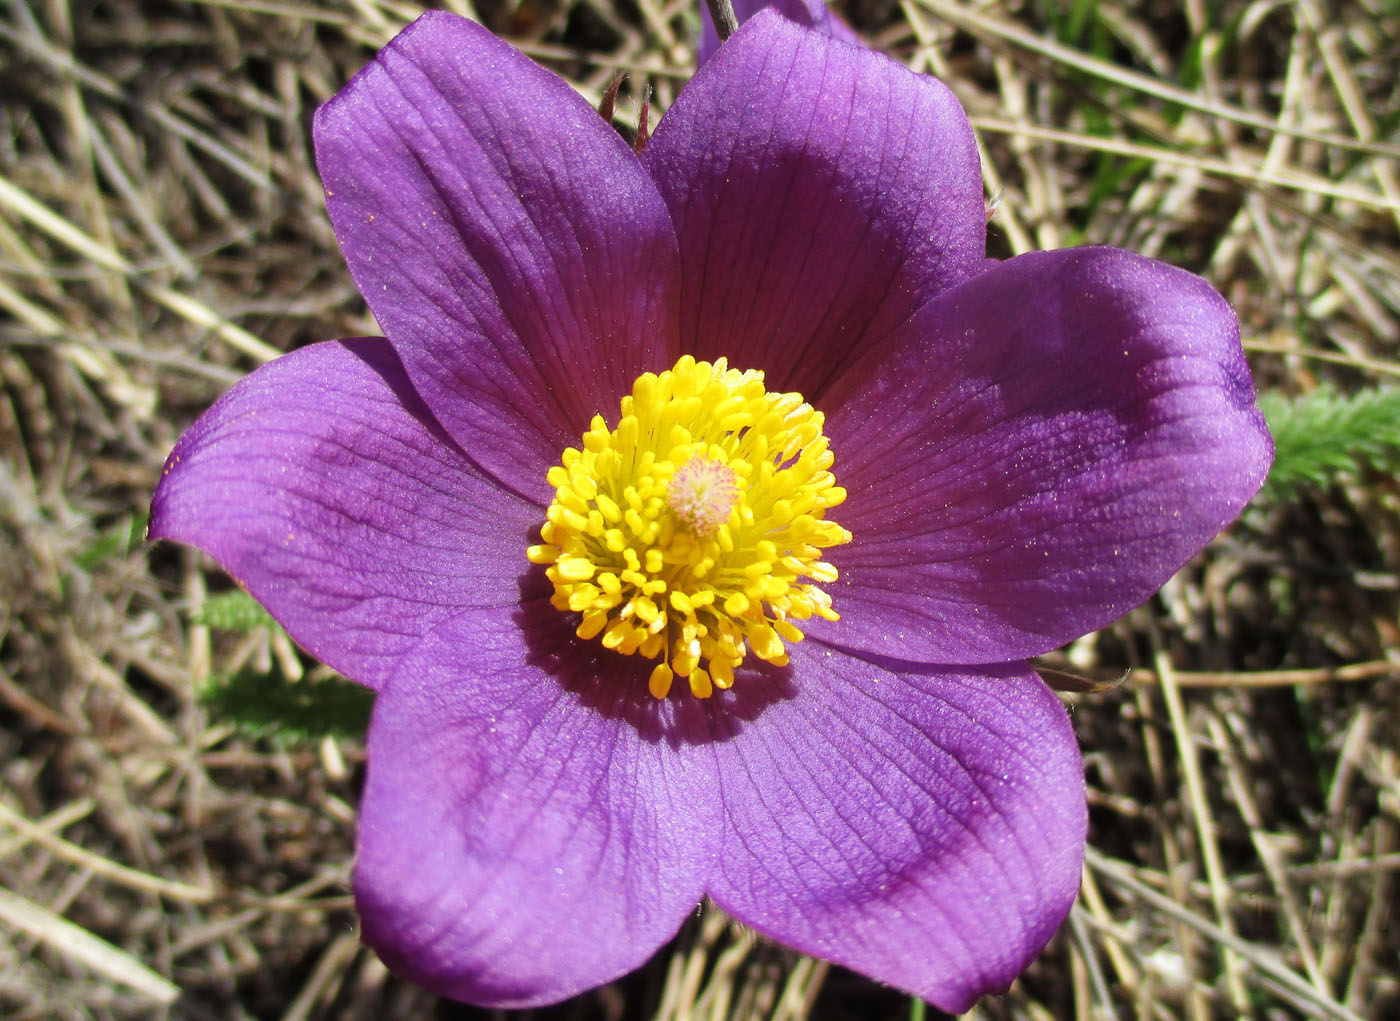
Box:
<box><xmin>528</xmin><ymin>355</ymin><xmax>850</xmax><ymax>698</ymax></box>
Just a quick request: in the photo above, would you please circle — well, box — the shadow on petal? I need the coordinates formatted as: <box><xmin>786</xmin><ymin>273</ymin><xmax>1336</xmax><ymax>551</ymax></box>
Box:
<box><xmin>345</xmin><ymin>339</ymin><xmax>548</xmax><ymax>505</ymax></box>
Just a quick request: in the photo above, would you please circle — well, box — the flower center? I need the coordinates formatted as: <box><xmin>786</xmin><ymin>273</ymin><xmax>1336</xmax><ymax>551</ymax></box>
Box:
<box><xmin>527</xmin><ymin>355</ymin><xmax>851</xmax><ymax>699</ymax></box>
<box><xmin>667</xmin><ymin>455</ymin><xmax>738</xmax><ymax>538</ymax></box>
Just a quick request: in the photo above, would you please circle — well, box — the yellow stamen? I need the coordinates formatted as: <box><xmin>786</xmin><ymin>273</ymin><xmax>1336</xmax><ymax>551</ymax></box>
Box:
<box><xmin>531</xmin><ymin>356</ymin><xmax>850</xmax><ymax>698</ymax></box>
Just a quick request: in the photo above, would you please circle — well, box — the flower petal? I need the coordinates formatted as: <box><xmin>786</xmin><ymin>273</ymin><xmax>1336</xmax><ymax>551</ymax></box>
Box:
<box><xmin>356</xmin><ymin>591</ymin><xmax>721</xmax><ymax>1007</ymax></box>
<box><xmin>149</xmin><ymin>339</ymin><xmax>537</xmax><ymax>690</ymax></box>
<box><xmin>643</xmin><ymin>10</ymin><xmax>985</xmax><ymax>399</ymax></box>
<box><xmin>313</xmin><ymin>11</ymin><xmax>680</xmax><ymax>500</ymax></box>
<box><xmin>825</xmin><ymin>246</ymin><xmax>1272</xmax><ymax>664</ymax></box>
<box><xmin>698</xmin><ymin>0</ymin><xmax>862</xmax><ymax>66</ymax></box>
<box><xmin>705</xmin><ymin>648</ymin><xmax>1085</xmax><ymax>1014</ymax></box>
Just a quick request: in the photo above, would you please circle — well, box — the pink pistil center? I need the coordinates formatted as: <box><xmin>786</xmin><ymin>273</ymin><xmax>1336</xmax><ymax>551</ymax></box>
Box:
<box><xmin>667</xmin><ymin>456</ymin><xmax>739</xmax><ymax>538</ymax></box>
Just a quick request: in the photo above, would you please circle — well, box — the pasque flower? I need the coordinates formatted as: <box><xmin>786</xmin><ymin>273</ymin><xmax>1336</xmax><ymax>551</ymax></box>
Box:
<box><xmin>698</xmin><ymin>0</ymin><xmax>858</xmax><ymax>63</ymax></box>
<box><xmin>150</xmin><ymin>10</ymin><xmax>1272</xmax><ymax>1013</ymax></box>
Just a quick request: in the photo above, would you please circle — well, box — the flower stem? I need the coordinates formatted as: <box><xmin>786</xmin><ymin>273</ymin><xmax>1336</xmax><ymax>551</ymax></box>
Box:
<box><xmin>706</xmin><ymin>0</ymin><xmax>739</xmax><ymax>41</ymax></box>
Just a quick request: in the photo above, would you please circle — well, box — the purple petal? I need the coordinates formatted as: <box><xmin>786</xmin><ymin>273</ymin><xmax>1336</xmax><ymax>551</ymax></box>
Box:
<box><xmin>705</xmin><ymin>647</ymin><xmax>1085</xmax><ymax>1013</ymax></box>
<box><xmin>698</xmin><ymin>0</ymin><xmax>863</xmax><ymax>65</ymax></box>
<box><xmin>356</xmin><ymin>590</ymin><xmax>723</xmax><ymax>1007</ymax></box>
<box><xmin>314</xmin><ymin>11</ymin><xmax>680</xmax><ymax>501</ymax></box>
<box><xmin>149</xmin><ymin>339</ymin><xmax>537</xmax><ymax>690</ymax></box>
<box><xmin>825</xmin><ymin>247</ymin><xmax>1272</xmax><ymax>664</ymax></box>
<box><xmin>644</xmin><ymin>10</ymin><xmax>985</xmax><ymax>399</ymax></box>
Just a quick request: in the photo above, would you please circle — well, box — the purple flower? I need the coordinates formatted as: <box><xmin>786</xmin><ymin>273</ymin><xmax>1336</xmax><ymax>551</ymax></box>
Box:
<box><xmin>150</xmin><ymin>10</ymin><xmax>1272</xmax><ymax>1013</ymax></box>
<box><xmin>699</xmin><ymin>0</ymin><xmax>859</xmax><ymax>64</ymax></box>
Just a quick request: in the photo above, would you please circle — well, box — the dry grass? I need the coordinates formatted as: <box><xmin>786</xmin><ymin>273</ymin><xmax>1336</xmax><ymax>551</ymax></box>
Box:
<box><xmin>1</xmin><ymin>0</ymin><xmax>1397</xmax><ymax>1018</ymax></box>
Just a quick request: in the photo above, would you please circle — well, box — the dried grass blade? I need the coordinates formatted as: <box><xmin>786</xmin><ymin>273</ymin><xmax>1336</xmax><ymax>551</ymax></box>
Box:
<box><xmin>0</xmin><ymin>886</ymin><xmax>181</xmax><ymax>1004</ymax></box>
<box><xmin>1085</xmin><ymin>849</ymin><xmax>1366</xmax><ymax>1021</ymax></box>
